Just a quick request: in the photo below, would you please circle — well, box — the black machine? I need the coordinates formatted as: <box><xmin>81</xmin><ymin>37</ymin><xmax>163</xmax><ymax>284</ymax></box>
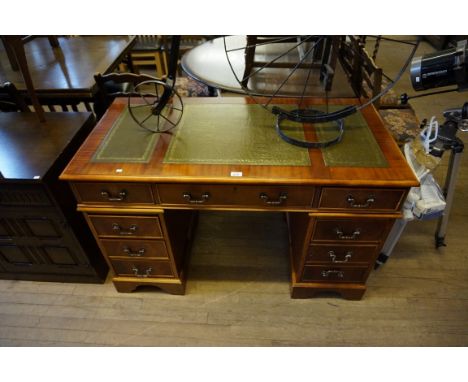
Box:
<box><xmin>410</xmin><ymin>40</ymin><xmax>468</xmax><ymax>91</ymax></box>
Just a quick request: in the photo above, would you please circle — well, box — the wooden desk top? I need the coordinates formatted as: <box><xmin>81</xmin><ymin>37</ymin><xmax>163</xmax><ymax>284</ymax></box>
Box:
<box><xmin>0</xmin><ymin>36</ymin><xmax>135</xmax><ymax>98</ymax></box>
<box><xmin>0</xmin><ymin>112</ymin><xmax>94</xmax><ymax>180</ymax></box>
<box><xmin>61</xmin><ymin>97</ymin><xmax>418</xmax><ymax>188</ymax></box>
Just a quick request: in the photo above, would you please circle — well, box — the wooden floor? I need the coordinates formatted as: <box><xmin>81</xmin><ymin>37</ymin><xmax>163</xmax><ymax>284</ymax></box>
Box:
<box><xmin>1</xmin><ymin>38</ymin><xmax>467</xmax><ymax>347</ymax></box>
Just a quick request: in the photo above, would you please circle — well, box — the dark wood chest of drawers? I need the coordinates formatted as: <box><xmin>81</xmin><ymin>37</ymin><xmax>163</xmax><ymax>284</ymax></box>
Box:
<box><xmin>0</xmin><ymin>112</ymin><xmax>108</xmax><ymax>283</ymax></box>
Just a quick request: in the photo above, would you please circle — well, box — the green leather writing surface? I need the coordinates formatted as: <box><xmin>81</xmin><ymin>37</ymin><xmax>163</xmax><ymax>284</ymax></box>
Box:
<box><xmin>93</xmin><ymin>103</ymin><xmax>387</xmax><ymax>167</ymax></box>
<box><xmin>92</xmin><ymin>105</ymin><xmax>160</xmax><ymax>163</ymax></box>
<box><xmin>163</xmin><ymin>104</ymin><xmax>311</xmax><ymax>166</ymax></box>
<box><xmin>315</xmin><ymin>106</ymin><xmax>388</xmax><ymax>167</ymax></box>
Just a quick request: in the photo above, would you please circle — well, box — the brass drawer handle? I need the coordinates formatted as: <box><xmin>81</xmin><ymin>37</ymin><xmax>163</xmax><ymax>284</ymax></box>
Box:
<box><xmin>112</xmin><ymin>223</ymin><xmax>137</xmax><ymax>235</ymax></box>
<box><xmin>335</xmin><ymin>228</ymin><xmax>361</xmax><ymax>240</ymax></box>
<box><xmin>259</xmin><ymin>192</ymin><xmax>288</xmax><ymax>205</ymax></box>
<box><xmin>132</xmin><ymin>266</ymin><xmax>152</xmax><ymax>278</ymax></box>
<box><xmin>101</xmin><ymin>190</ymin><xmax>127</xmax><ymax>202</ymax></box>
<box><xmin>347</xmin><ymin>194</ymin><xmax>375</xmax><ymax>208</ymax></box>
<box><xmin>182</xmin><ymin>192</ymin><xmax>210</xmax><ymax>204</ymax></box>
<box><xmin>328</xmin><ymin>250</ymin><xmax>352</xmax><ymax>263</ymax></box>
<box><xmin>321</xmin><ymin>270</ymin><xmax>344</xmax><ymax>278</ymax></box>
<box><xmin>123</xmin><ymin>247</ymin><xmax>146</xmax><ymax>257</ymax></box>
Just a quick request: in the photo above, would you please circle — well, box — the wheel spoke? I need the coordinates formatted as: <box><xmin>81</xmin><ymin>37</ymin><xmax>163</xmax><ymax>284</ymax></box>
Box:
<box><xmin>264</xmin><ymin>38</ymin><xmax>325</xmax><ymax>107</ymax></box>
<box><xmin>224</xmin><ymin>35</ymin><xmax>311</xmax><ymax>52</ymax></box>
<box><xmin>131</xmin><ymin>103</ymin><xmax>152</xmax><ymax>108</ymax></box>
<box><xmin>140</xmin><ymin>112</ymin><xmax>154</xmax><ymax>125</ymax></box>
<box><xmin>240</xmin><ymin>36</ymin><xmax>320</xmax><ymax>84</ymax></box>
<box><xmin>159</xmin><ymin>112</ymin><xmax>177</xmax><ymax>126</ymax></box>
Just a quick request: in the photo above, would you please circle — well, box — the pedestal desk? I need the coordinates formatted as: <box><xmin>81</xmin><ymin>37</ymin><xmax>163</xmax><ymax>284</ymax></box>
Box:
<box><xmin>60</xmin><ymin>97</ymin><xmax>418</xmax><ymax>299</ymax></box>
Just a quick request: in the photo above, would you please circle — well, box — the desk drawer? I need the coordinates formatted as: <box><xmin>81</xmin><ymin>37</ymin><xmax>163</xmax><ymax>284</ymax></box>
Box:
<box><xmin>110</xmin><ymin>259</ymin><xmax>173</xmax><ymax>278</ymax></box>
<box><xmin>306</xmin><ymin>243</ymin><xmax>378</xmax><ymax>264</ymax></box>
<box><xmin>100</xmin><ymin>239</ymin><xmax>169</xmax><ymax>259</ymax></box>
<box><xmin>318</xmin><ymin>187</ymin><xmax>405</xmax><ymax>212</ymax></box>
<box><xmin>73</xmin><ymin>182</ymin><xmax>155</xmax><ymax>205</ymax></box>
<box><xmin>157</xmin><ymin>184</ymin><xmax>314</xmax><ymax>208</ymax></box>
<box><xmin>88</xmin><ymin>215</ymin><xmax>163</xmax><ymax>238</ymax></box>
<box><xmin>311</xmin><ymin>217</ymin><xmax>393</xmax><ymax>242</ymax></box>
<box><xmin>302</xmin><ymin>265</ymin><xmax>369</xmax><ymax>283</ymax></box>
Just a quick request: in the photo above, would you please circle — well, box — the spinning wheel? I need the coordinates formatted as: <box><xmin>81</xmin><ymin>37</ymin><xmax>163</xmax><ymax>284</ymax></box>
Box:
<box><xmin>127</xmin><ymin>79</ymin><xmax>183</xmax><ymax>133</ymax></box>
<box><xmin>223</xmin><ymin>35</ymin><xmax>421</xmax><ymax>148</ymax></box>
<box><xmin>127</xmin><ymin>36</ymin><xmax>184</xmax><ymax>133</ymax></box>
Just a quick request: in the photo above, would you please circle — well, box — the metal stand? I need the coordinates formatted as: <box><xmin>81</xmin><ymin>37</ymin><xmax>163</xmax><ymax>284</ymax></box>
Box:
<box><xmin>434</xmin><ymin>138</ymin><xmax>464</xmax><ymax>247</ymax></box>
<box><xmin>375</xmin><ymin>111</ymin><xmax>465</xmax><ymax>268</ymax></box>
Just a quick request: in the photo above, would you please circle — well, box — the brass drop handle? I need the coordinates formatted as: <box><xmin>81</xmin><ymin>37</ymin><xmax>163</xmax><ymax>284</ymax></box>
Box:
<box><xmin>259</xmin><ymin>192</ymin><xmax>288</xmax><ymax>205</ymax></box>
<box><xmin>328</xmin><ymin>250</ymin><xmax>352</xmax><ymax>263</ymax></box>
<box><xmin>182</xmin><ymin>192</ymin><xmax>210</xmax><ymax>204</ymax></box>
<box><xmin>112</xmin><ymin>223</ymin><xmax>137</xmax><ymax>235</ymax></box>
<box><xmin>101</xmin><ymin>190</ymin><xmax>127</xmax><ymax>202</ymax></box>
<box><xmin>335</xmin><ymin>228</ymin><xmax>361</xmax><ymax>240</ymax></box>
<box><xmin>321</xmin><ymin>270</ymin><xmax>344</xmax><ymax>278</ymax></box>
<box><xmin>347</xmin><ymin>194</ymin><xmax>375</xmax><ymax>208</ymax></box>
<box><xmin>123</xmin><ymin>247</ymin><xmax>146</xmax><ymax>257</ymax></box>
<box><xmin>132</xmin><ymin>266</ymin><xmax>152</xmax><ymax>278</ymax></box>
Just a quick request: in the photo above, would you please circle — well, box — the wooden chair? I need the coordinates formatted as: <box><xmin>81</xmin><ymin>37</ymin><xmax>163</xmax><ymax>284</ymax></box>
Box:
<box><xmin>127</xmin><ymin>35</ymin><xmax>167</xmax><ymax>78</ymax></box>
<box><xmin>0</xmin><ymin>36</ymin><xmax>50</xmax><ymax>121</ymax></box>
<box><xmin>339</xmin><ymin>36</ymin><xmax>420</xmax><ymax>146</ymax></box>
<box><xmin>1</xmin><ymin>82</ymin><xmax>92</xmax><ymax>114</ymax></box>
<box><xmin>34</xmin><ymin>97</ymin><xmax>93</xmax><ymax>112</ymax></box>
<box><xmin>93</xmin><ymin>72</ymin><xmax>161</xmax><ymax>119</ymax></box>
<box><xmin>339</xmin><ymin>36</ymin><xmax>384</xmax><ymax>106</ymax></box>
<box><xmin>241</xmin><ymin>35</ymin><xmax>339</xmax><ymax>91</ymax></box>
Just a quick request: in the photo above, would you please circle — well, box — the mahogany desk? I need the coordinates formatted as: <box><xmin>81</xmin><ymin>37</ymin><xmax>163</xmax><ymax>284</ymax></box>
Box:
<box><xmin>60</xmin><ymin>97</ymin><xmax>418</xmax><ymax>299</ymax></box>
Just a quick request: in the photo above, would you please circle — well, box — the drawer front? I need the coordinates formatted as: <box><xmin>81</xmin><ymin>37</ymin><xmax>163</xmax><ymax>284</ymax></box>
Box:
<box><xmin>306</xmin><ymin>244</ymin><xmax>378</xmax><ymax>264</ymax></box>
<box><xmin>302</xmin><ymin>265</ymin><xmax>369</xmax><ymax>283</ymax></box>
<box><xmin>73</xmin><ymin>182</ymin><xmax>155</xmax><ymax>204</ymax></box>
<box><xmin>100</xmin><ymin>239</ymin><xmax>169</xmax><ymax>259</ymax></box>
<box><xmin>88</xmin><ymin>215</ymin><xmax>163</xmax><ymax>238</ymax></box>
<box><xmin>318</xmin><ymin>187</ymin><xmax>406</xmax><ymax>212</ymax></box>
<box><xmin>110</xmin><ymin>259</ymin><xmax>173</xmax><ymax>278</ymax></box>
<box><xmin>157</xmin><ymin>184</ymin><xmax>314</xmax><ymax>208</ymax></box>
<box><xmin>311</xmin><ymin>217</ymin><xmax>393</xmax><ymax>242</ymax></box>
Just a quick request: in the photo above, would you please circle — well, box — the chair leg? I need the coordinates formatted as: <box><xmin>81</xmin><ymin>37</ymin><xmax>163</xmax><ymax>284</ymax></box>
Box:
<box><xmin>1</xmin><ymin>37</ymin><xmax>19</xmax><ymax>70</ymax></box>
<box><xmin>47</xmin><ymin>36</ymin><xmax>60</xmax><ymax>48</ymax></box>
<box><xmin>8</xmin><ymin>37</ymin><xmax>46</xmax><ymax>122</ymax></box>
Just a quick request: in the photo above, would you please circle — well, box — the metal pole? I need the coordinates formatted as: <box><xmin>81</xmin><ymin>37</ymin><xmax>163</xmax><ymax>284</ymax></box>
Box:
<box><xmin>435</xmin><ymin>145</ymin><xmax>464</xmax><ymax>247</ymax></box>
